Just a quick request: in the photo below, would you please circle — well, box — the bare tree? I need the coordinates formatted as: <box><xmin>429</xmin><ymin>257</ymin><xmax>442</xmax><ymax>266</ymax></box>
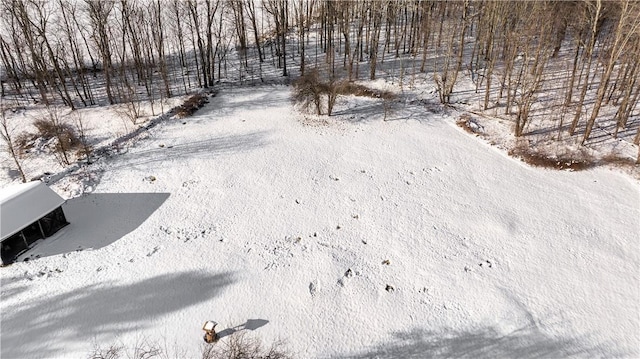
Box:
<box><xmin>293</xmin><ymin>68</ymin><xmax>323</xmax><ymax>115</ymax></box>
<box><xmin>569</xmin><ymin>0</ymin><xmax>602</xmax><ymax>136</ymax></box>
<box><xmin>150</xmin><ymin>0</ymin><xmax>172</xmax><ymax>98</ymax></box>
<box><xmin>27</xmin><ymin>0</ymin><xmax>76</xmax><ymax>109</ymax></box>
<box><xmin>39</xmin><ymin>106</ymin><xmax>77</xmax><ymax>166</ymax></box>
<box><xmin>582</xmin><ymin>0</ymin><xmax>640</xmax><ymax>144</ymax></box>
<box><xmin>245</xmin><ymin>0</ymin><xmax>264</xmax><ymax>64</ymax></box>
<box><xmin>264</xmin><ymin>0</ymin><xmax>289</xmax><ymax>76</ymax></box>
<box><xmin>71</xmin><ymin>111</ymin><xmax>93</xmax><ymax>163</ymax></box>
<box><xmin>368</xmin><ymin>0</ymin><xmax>384</xmax><ymax>80</ymax></box>
<box><xmin>230</xmin><ymin>0</ymin><xmax>249</xmax><ymax>71</ymax></box>
<box><xmin>4</xmin><ymin>0</ymin><xmax>51</xmax><ymax>105</ymax></box>
<box><xmin>513</xmin><ymin>2</ymin><xmax>552</xmax><ymax>136</ymax></box>
<box><xmin>86</xmin><ymin>0</ymin><xmax>117</xmax><ymax>104</ymax></box>
<box><xmin>433</xmin><ymin>1</ymin><xmax>468</xmax><ymax>104</ymax></box>
<box><xmin>0</xmin><ymin>101</ymin><xmax>27</xmax><ymax>182</ymax></box>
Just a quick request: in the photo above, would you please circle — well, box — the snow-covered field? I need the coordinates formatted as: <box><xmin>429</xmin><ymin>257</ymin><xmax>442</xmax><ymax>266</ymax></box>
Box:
<box><xmin>1</xmin><ymin>85</ymin><xmax>639</xmax><ymax>358</ymax></box>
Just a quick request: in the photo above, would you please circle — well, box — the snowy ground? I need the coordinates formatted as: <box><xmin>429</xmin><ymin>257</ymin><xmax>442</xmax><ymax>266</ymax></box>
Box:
<box><xmin>1</xmin><ymin>85</ymin><xmax>639</xmax><ymax>358</ymax></box>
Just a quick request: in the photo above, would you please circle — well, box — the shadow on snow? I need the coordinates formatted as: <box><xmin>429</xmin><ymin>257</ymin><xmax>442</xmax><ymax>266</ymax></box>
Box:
<box><xmin>18</xmin><ymin>192</ymin><xmax>170</xmax><ymax>261</ymax></box>
<box><xmin>344</xmin><ymin>325</ymin><xmax>625</xmax><ymax>359</ymax></box>
<box><xmin>216</xmin><ymin>319</ymin><xmax>270</xmax><ymax>340</ymax></box>
<box><xmin>1</xmin><ymin>270</ymin><xmax>235</xmax><ymax>358</ymax></box>
<box><xmin>112</xmin><ymin>131</ymin><xmax>269</xmax><ymax>171</ymax></box>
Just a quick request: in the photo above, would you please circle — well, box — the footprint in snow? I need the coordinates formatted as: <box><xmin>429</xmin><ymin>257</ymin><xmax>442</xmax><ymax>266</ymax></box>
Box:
<box><xmin>182</xmin><ymin>180</ymin><xmax>198</xmax><ymax>188</ymax></box>
<box><xmin>147</xmin><ymin>246</ymin><xmax>160</xmax><ymax>257</ymax></box>
<box><xmin>338</xmin><ymin>268</ymin><xmax>359</xmax><ymax>287</ymax></box>
<box><xmin>423</xmin><ymin>167</ymin><xmax>442</xmax><ymax>174</ymax></box>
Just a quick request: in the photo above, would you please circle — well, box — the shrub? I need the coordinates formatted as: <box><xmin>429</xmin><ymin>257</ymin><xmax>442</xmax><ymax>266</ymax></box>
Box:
<box><xmin>15</xmin><ymin>131</ymin><xmax>38</xmax><ymax>153</ymax></box>
<box><xmin>87</xmin><ymin>332</ymin><xmax>292</xmax><ymax>359</ymax></box>
<box><xmin>202</xmin><ymin>332</ymin><xmax>292</xmax><ymax>359</ymax></box>
<box><xmin>89</xmin><ymin>344</ymin><xmax>122</xmax><ymax>359</ymax></box>
<box><xmin>293</xmin><ymin>73</ymin><xmax>397</xmax><ymax>118</ymax></box>
<box><xmin>34</xmin><ymin>118</ymin><xmax>80</xmax><ymax>165</ymax></box>
<box><xmin>293</xmin><ymin>69</ymin><xmax>324</xmax><ymax>115</ymax></box>
<box><xmin>33</xmin><ymin>119</ymin><xmax>79</xmax><ymax>146</ymax></box>
<box><xmin>72</xmin><ymin>111</ymin><xmax>93</xmax><ymax>162</ymax></box>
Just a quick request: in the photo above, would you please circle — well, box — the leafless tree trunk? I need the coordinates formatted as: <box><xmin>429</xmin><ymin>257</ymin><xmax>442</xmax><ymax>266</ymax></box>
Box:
<box><xmin>150</xmin><ymin>0</ymin><xmax>171</xmax><ymax>98</ymax></box>
<box><xmin>369</xmin><ymin>1</ymin><xmax>383</xmax><ymax>80</ymax></box>
<box><xmin>569</xmin><ymin>0</ymin><xmax>601</xmax><ymax>136</ymax></box>
<box><xmin>0</xmin><ymin>101</ymin><xmax>27</xmax><ymax>182</ymax></box>
<box><xmin>86</xmin><ymin>0</ymin><xmax>116</xmax><ymax>104</ymax></box>
<box><xmin>72</xmin><ymin>111</ymin><xmax>93</xmax><ymax>163</ymax></box>
<box><xmin>230</xmin><ymin>0</ymin><xmax>249</xmax><ymax>71</ymax></box>
<box><xmin>264</xmin><ymin>0</ymin><xmax>288</xmax><ymax>76</ymax></box>
<box><xmin>6</xmin><ymin>0</ymin><xmax>50</xmax><ymax>105</ymax></box>
<box><xmin>582</xmin><ymin>0</ymin><xmax>640</xmax><ymax>144</ymax></box>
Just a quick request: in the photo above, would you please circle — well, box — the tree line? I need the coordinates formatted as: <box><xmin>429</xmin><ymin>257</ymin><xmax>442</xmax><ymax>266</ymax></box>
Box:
<box><xmin>1</xmin><ymin>0</ymin><xmax>639</xmax><ymax>145</ymax></box>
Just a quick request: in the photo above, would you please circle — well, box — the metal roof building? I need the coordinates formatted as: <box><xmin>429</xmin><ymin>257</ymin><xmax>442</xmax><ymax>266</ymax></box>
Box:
<box><xmin>1</xmin><ymin>181</ymin><xmax>68</xmax><ymax>265</ymax></box>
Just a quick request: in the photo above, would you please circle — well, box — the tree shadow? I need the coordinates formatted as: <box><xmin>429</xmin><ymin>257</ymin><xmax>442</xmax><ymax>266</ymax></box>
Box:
<box><xmin>110</xmin><ymin>131</ymin><xmax>269</xmax><ymax>171</ymax></box>
<box><xmin>217</xmin><ymin>319</ymin><xmax>270</xmax><ymax>340</ymax></box>
<box><xmin>0</xmin><ymin>274</ymin><xmax>30</xmax><ymax>301</ymax></box>
<box><xmin>521</xmin><ymin>108</ymin><xmax>639</xmax><ymax>147</ymax></box>
<box><xmin>331</xmin><ymin>100</ymin><xmax>386</xmax><ymax>121</ymax></box>
<box><xmin>348</xmin><ymin>288</ymin><xmax>629</xmax><ymax>359</ymax></box>
<box><xmin>1</xmin><ymin>270</ymin><xmax>235</xmax><ymax>358</ymax></box>
<box><xmin>331</xmin><ymin>96</ymin><xmax>441</xmax><ymax>125</ymax></box>
<box><xmin>17</xmin><ymin>192</ymin><xmax>170</xmax><ymax>262</ymax></box>
<box><xmin>203</xmin><ymin>86</ymin><xmax>291</xmax><ymax>118</ymax></box>
<box><xmin>345</xmin><ymin>325</ymin><xmax>625</xmax><ymax>359</ymax></box>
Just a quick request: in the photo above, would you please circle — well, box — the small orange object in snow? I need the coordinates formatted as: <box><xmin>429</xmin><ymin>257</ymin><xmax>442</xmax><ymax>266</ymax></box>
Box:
<box><xmin>203</xmin><ymin>321</ymin><xmax>218</xmax><ymax>343</ymax></box>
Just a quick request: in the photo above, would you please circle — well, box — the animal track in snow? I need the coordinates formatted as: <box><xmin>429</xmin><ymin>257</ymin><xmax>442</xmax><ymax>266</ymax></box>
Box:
<box><xmin>181</xmin><ymin>179</ymin><xmax>198</xmax><ymax>188</ymax></box>
<box><xmin>423</xmin><ymin>166</ymin><xmax>443</xmax><ymax>174</ymax></box>
<box><xmin>344</xmin><ymin>268</ymin><xmax>354</xmax><ymax>278</ymax></box>
<box><xmin>337</xmin><ymin>268</ymin><xmax>361</xmax><ymax>287</ymax></box>
<box><xmin>160</xmin><ymin>225</ymin><xmax>216</xmax><ymax>242</ymax></box>
<box><xmin>147</xmin><ymin>246</ymin><xmax>160</xmax><ymax>257</ymax></box>
<box><xmin>22</xmin><ymin>267</ymin><xmax>64</xmax><ymax>281</ymax></box>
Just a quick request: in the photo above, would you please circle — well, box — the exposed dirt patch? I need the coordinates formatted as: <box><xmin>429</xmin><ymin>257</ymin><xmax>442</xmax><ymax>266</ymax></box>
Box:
<box><xmin>508</xmin><ymin>146</ymin><xmax>595</xmax><ymax>171</ymax></box>
<box><xmin>457</xmin><ymin>111</ymin><xmax>639</xmax><ymax>176</ymax></box>
<box><xmin>175</xmin><ymin>91</ymin><xmax>216</xmax><ymax>118</ymax></box>
<box><xmin>457</xmin><ymin>114</ymin><xmax>484</xmax><ymax>136</ymax></box>
<box><xmin>339</xmin><ymin>83</ymin><xmax>395</xmax><ymax>100</ymax></box>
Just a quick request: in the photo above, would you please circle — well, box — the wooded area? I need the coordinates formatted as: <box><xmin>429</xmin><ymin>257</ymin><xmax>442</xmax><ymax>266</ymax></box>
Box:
<box><xmin>0</xmin><ymin>0</ymin><xmax>639</xmax><ymax>147</ymax></box>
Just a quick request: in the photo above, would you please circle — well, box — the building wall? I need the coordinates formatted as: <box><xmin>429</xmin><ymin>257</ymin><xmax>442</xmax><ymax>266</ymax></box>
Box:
<box><xmin>0</xmin><ymin>206</ymin><xmax>68</xmax><ymax>265</ymax></box>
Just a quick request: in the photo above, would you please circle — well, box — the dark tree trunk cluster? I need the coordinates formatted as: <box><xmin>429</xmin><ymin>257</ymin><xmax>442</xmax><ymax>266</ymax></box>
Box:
<box><xmin>0</xmin><ymin>0</ymin><xmax>637</xmax><ymax>146</ymax></box>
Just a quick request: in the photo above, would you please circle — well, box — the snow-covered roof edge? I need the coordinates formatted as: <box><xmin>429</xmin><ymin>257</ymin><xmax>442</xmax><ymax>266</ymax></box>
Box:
<box><xmin>1</xmin><ymin>181</ymin><xmax>66</xmax><ymax>241</ymax></box>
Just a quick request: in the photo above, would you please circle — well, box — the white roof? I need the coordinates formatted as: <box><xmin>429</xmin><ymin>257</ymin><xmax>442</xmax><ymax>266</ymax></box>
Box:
<box><xmin>1</xmin><ymin>181</ymin><xmax>66</xmax><ymax>241</ymax></box>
